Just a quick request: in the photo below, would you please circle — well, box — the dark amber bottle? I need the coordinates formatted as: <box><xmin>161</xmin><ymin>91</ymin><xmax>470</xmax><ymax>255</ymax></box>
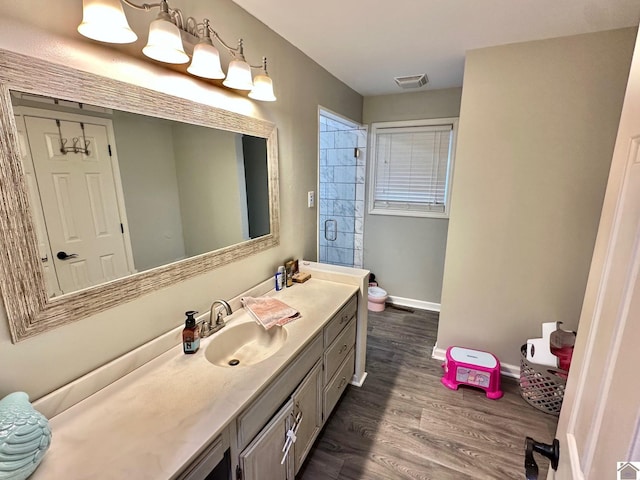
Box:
<box><xmin>182</xmin><ymin>311</ymin><xmax>200</xmax><ymax>354</ymax></box>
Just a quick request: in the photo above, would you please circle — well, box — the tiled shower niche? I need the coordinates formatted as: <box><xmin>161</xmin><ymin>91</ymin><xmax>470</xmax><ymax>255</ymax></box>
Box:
<box><xmin>319</xmin><ymin>112</ymin><xmax>366</xmax><ymax>268</ymax></box>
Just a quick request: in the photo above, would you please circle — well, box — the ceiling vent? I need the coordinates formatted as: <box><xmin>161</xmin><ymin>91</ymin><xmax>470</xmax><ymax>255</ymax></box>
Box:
<box><xmin>394</xmin><ymin>74</ymin><xmax>428</xmax><ymax>89</ymax></box>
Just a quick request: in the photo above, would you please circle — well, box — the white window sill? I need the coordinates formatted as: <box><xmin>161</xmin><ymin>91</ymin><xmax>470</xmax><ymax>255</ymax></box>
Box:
<box><xmin>368</xmin><ymin>207</ymin><xmax>449</xmax><ymax>219</ymax></box>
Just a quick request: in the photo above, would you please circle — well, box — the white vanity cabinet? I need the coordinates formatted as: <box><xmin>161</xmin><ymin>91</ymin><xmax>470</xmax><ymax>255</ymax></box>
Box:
<box><xmin>235</xmin><ymin>354</ymin><xmax>323</xmax><ymax>480</ymax></box>
<box><xmin>27</xmin><ymin>275</ymin><xmax>367</xmax><ymax>480</ymax></box>
<box><xmin>322</xmin><ymin>296</ymin><xmax>357</xmax><ymax>420</ymax></box>
<box><xmin>238</xmin><ymin>361</ymin><xmax>323</xmax><ymax>480</ymax></box>
<box><xmin>291</xmin><ymin>361</ymin><xmax>323</xmax><ymax>473</ymax></box>
<box><xmin>239</xmin><ymin>399</ymin><xmax>295</xmax><ymax>480</ymax></box>
<box><xmin>233</xmin><ymin>294</ymin><xmax>358</xmax><ymax>480</ymax></box>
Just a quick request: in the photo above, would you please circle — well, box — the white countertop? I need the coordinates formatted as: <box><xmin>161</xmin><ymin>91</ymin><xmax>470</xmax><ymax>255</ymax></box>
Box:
<box><xmin>31</xmin><ymin>278</ymin><xmax>358</xmax><ymax>480</ymax></box>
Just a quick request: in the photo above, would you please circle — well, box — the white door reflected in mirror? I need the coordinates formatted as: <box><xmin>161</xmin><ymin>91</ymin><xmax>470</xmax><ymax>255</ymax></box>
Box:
<box><xmin>22</xmin><ymin>115</ymin><xmax>134</xmax><ymax>296</ymax></box>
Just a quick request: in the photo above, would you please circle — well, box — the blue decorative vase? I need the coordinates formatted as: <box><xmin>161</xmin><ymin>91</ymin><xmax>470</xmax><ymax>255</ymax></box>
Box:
<box><xmin>0</xmin><ymin>392</ymin><xmax>51</xmax><ymax>480</ymax></box>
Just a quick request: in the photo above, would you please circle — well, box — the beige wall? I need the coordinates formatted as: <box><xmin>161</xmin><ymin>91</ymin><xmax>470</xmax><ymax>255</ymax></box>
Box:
<box><xmin>362</xmin><ymin>88</ymin><xmax>462</xmax><ymax>304</ymax></box>
<box><xmin>114</xmin><ymin>114</ymin><xmax>251</xmax><ymax>269</ymax></box>
<box><xmin>0</xmin><ymin>0</ymin><xmax>362</xmax><ymax>400</ymax></box>
<box><xmin>113</xmin><ymin>112</ymin><xmax>187</xmax><ymax>271</ymax></box>
<box><xmin>172</xmin><ymin>124</ymin><xmax>245</xmax><ymax>255</ymax></box>
<box><xmin>437</xmin><ymin>28</ymin><xmax>636</xmax><ymax>367</ymax></box>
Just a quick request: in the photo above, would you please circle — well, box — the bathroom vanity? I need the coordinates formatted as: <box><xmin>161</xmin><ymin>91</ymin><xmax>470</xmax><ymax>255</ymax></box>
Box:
<box><xmin>30</xmin><ymin>264</ymin><xmax>368</xmax><ymax>480</ymax></box>
<box><xmin>0</xmin><ymin>47</ymin><xmax>369</xmax><ymax>480</ymax></box>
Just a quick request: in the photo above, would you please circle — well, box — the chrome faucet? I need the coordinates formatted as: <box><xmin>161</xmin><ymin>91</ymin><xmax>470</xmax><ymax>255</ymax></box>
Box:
<box><xmin>200</xmin><ymin>299</ymin><xmax>232</xmax><ymax>337</ymax></box>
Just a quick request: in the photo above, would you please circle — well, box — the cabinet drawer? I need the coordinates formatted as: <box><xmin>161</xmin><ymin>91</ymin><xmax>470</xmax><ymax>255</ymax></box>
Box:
<box><xmin>323</xmin><ymin>319</ymin><xmax>356</xmax><ymax>384</ymax></box>
<box><xmin>323</xmin><ymin>348</ymin><xmax>355</xmax><ymax>420</ymax></box>
<box><xmin>237</xmin><ymin>333</ymin><xmax>323</xmax><ymax>450</ymax></box>
<box><xmin>323</xmin><ymin>295</ymin><xmax>357</xmax><ymax>347</ymax></box>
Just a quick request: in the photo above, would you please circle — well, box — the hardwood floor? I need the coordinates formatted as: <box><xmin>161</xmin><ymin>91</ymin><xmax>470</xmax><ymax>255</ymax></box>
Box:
<box><xmin>297</xmin><ymin>305</ymin><xmax>558</xmax><ymax>480</ymax></box>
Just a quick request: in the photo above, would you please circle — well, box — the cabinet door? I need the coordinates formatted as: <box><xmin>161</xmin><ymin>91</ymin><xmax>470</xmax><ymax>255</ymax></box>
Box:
<box><xmin>240</xmin><ymin>399</ymin><xmax>294</xmax><ymax>480</ymax></box>
<box><xmin>292</xmin><ymin>361</ymin><xmax>323</xmax><ymax>474</ymax></box>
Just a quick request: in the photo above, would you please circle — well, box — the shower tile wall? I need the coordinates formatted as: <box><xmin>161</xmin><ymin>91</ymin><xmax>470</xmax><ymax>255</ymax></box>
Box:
<box><xmin>319</xmin><ymin>115</ymin><xmax>366</xmax><ymax>268</ymax></box>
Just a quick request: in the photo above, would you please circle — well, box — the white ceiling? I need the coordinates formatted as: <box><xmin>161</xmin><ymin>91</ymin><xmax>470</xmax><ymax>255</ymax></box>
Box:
<box><xmin>232</xmin><ymin>0</ymin><xmax>640</xmax><ymax>96</ymax></box>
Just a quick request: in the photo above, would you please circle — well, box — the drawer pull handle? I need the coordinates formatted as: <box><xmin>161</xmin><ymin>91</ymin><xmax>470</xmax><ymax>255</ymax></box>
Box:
<box><xmin>338</xmin><ymin>344</ymin><xmax>348</xmax><ymax>355</ymax></box>
<box><xmin>340</xmin><ymin>315</ymin><xmax>348</xmax><ymax>324</ymax></box>
<box><xmin>338</xmin><ymin>377</ymin><xmax>347</xmax><ymax>389</ymax></box>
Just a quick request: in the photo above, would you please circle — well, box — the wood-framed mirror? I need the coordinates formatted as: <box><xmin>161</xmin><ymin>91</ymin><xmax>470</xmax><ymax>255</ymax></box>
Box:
<box><xmin>0</xmin><ymin>48</ymin><xmax>279</xmax><ymax>342</ymax></box>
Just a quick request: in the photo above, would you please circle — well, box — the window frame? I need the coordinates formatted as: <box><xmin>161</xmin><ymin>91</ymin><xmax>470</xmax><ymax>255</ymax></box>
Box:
<box><xmin>367</xmin><ymin>117</ymin><xmax>458</xmax><ymax>219</ymax></box>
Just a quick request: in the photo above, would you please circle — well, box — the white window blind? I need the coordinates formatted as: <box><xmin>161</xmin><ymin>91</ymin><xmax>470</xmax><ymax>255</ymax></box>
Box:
<box><xmin>369</xmin><ymin>119</ymin><xmax>456</xmax><ymax>218</ymax></box>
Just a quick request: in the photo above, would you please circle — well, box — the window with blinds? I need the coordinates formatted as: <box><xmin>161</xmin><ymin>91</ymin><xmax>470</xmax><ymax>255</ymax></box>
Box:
<box><xmin>368</xmin><ymin>118</ymin><xmax>457</xmax><ymax>218</ymax></box>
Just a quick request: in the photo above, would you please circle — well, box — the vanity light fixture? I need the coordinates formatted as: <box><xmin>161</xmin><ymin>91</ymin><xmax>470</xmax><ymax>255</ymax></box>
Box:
<box><xmin>77</xmin><ymin>0</ymin><xmax>276</xmax><ymax>101</ymax></box>
<box><xmin>249</xmin><ymin>58</ymin><xmax>277</xmax><ymax>102</ymax></box>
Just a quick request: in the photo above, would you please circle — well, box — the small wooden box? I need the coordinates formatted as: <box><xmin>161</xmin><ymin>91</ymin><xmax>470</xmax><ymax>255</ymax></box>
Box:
<box><xmin>292</xmin><ymin>272</ymin><xmax>311</xmax><ymax>283</ymax></box>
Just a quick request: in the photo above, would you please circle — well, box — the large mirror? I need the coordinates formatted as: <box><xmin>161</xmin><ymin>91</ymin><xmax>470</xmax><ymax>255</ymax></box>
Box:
<box><xmin>12</xmin><ymin>92</ymin><xmax>271</xmax><ymax>298</ymax></box>
<box><xmin>0</xmin><ymin>49</ymin><xmax>279</xmax><ymax>342</ymax></box>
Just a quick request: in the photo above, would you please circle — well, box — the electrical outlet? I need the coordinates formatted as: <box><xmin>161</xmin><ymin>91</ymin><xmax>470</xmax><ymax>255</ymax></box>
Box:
<box><xmin>307</xmin><ymin>191</ymin><xmax>315</xmax><ymax>208</ymax></box>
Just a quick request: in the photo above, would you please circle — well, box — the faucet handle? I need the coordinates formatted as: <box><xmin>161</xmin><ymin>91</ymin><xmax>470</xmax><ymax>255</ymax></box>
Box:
<box><xmin>197</xmin><ymin>318</ymin><xmax>209</xmax><ymax>336</ymax></box>
<box><xmin>211</xmin><ymin>299</ymin><xmax>233</xmax><ymax>325</ymax></box>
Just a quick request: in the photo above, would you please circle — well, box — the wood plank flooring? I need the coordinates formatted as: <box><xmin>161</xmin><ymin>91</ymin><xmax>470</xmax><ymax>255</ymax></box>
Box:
<box><xmin>297</xmin><ymin>306</ymin><xmax>558</xmax><ymax>480</ymax></box>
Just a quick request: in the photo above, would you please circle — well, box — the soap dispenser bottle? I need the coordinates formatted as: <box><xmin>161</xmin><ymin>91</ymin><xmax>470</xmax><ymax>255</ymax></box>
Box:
<box><xmin>182</xmin><ymin>310</ymin><xmax>200</xmax><ymax>354</ymax></box>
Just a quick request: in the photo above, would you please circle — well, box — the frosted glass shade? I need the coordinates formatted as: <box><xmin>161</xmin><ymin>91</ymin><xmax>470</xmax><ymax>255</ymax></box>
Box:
<box><xmin>248</xmin><ymin>74</ymin><xmax>276</xmax><ymax>101</ymax></box>
<box><xmin>187</xmin><ymin>41</ymin><xmax>225</xmax><ymax>79</ymax></box>
<box><xmin>142</xmin><ymin>17</ymin><xmax>189</xmax><ymax>64</ymax></box>
<box><xmin>223</xmin><ymin>59</ymin><xmax>254</xmax><ymax>90</ymax></box>
<box><xmin>77</xmin><ymin>0</ymin><xmax>137</xmax><ymax>44</ymax></box>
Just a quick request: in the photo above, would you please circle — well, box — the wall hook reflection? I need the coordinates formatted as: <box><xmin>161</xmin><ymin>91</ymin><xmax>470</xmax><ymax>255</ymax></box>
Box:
<box><xmin>56</xmin><ymin>119</ymin><xmax>91</xmax><ymax>155</ymax></box>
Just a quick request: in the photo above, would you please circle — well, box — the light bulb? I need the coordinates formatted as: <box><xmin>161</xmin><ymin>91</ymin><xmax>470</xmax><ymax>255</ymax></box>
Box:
<box><xmin>77</xmin><ymin>0</ymin><xmax>137</xmax><ymax>44</ymax></box>
<box><xmin>249</xmin><ymin>74</ymin><xmax>276</xmax><ymax>101</ymax></box>
<box><xmin>142</xmin><ymin>15</ymin><xmax>189</xmax><ymax>64</ymax></box>
<box><xmin>223</xmin><ymin>59</ymin><xmax>253</xmax><ymax>90</ymax></box>
<box><xmin>187</xmin><ymin>40</ymin><xmax>225</xmax><ymax>79</ymax></box>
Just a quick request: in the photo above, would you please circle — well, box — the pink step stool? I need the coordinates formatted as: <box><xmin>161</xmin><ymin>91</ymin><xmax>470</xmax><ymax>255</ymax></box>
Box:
<box><xmin>441</xmin><ymin>346</ymin><xmax>503</xmax><ymax>399</ymax></box>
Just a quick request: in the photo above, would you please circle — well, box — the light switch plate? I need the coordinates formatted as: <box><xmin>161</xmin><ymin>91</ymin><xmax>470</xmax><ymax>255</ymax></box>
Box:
<box><xmin>307</xmin><ymin>191</ymin><xmax>315</xmax><ymax>208</ymax></box>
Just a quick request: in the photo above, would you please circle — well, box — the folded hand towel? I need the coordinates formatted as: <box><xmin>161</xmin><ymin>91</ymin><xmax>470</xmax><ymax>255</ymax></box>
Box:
<box><xmin>241</xmin><ymin>296</ymin><xmax>301</xmax><ymax>330</ymax></box>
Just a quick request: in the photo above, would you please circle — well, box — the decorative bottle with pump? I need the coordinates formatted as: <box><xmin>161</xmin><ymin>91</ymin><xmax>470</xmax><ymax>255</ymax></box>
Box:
<box><xmin>182</xmin><ymin>310</ymin><xmax>200</xmax><ymax>354</ymax></box>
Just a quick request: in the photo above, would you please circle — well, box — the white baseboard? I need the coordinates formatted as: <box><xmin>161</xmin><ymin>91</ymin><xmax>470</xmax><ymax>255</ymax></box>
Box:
<box><xmin>431</xmin><ymin>345</ymin><xmax>447</xmax><ymax>362</ymax></box>
<box><xmin>350</xmin><ymin>371</ymin><xmax>368</xmax><ymax>387</ymax></box>
<box><xmin>500</xmin><ymin>363</ymin><xmax>520</xmax><ymax>379</ymax></box>
<box><xmin>432</xmin><ymin>345</ymin><xmax>519</xmax><ymax>379</ymax></box>
<box><xmin>387</xmin><ymin>295</ymin><xmax>440</xmax><ymax>312</ymax></box>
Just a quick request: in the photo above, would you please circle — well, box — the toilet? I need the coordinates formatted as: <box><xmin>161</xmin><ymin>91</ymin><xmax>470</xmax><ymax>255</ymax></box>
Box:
<box><xmin>368</xmin><ymin>286</ymin><xmax>388</xmax><ymax>312</ymax></box>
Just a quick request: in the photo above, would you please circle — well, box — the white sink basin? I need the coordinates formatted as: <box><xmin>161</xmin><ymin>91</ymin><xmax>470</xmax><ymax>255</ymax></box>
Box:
<box><xmin>204</xmin><ymin>321</ymin><xmax>288</xmax><ymax>367</ymax></box>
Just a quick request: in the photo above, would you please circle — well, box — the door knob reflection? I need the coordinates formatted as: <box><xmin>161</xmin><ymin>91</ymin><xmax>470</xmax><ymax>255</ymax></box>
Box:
<box><xmin>56</xmin><ymin>251</ymin><xmax>79</xmax><ymax>260</ymax></box>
